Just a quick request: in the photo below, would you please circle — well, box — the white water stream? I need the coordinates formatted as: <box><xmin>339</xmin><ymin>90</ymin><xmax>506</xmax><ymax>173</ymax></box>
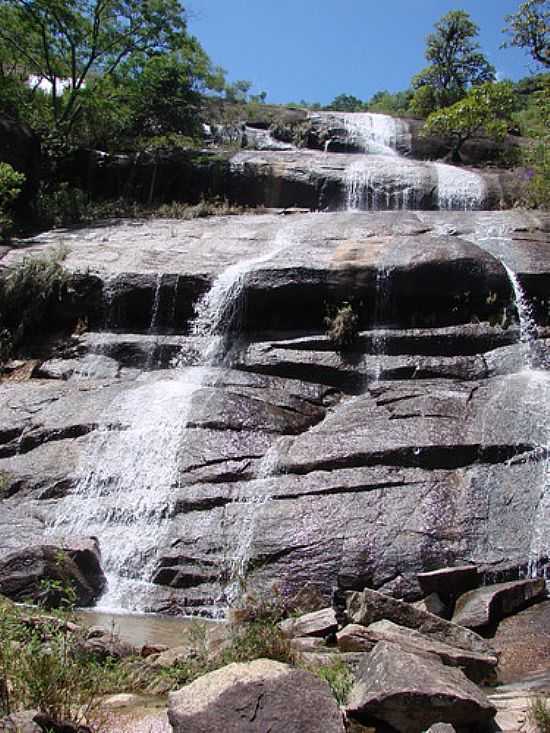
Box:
<box><xmin>49</xmin><ymin>219</ymin><xmax>304</xmax><ymax>612</ymax></box>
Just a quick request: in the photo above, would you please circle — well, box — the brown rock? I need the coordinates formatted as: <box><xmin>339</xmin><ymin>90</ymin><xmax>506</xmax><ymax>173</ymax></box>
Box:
<box><xmin>346</xmin><ymin>588</ymin><xmax>494</xmax><ymax>655</ymax></box>
<box><xmin>279</xmin><ymin>607</ymin><xmax>337</xmax><ymax>639</ymax></box>
<box><xmin>336</xmin><ymin>624</ymin><xmax>378</xmax><ymax>653</ymax></box>
<box><xmin>452</xmin><ymin>578</ymin><xmax>546</xmax><ymax>630</ymax></box>
<box><xmin>413</xmin><ymin>592</ymin><xmax>449</xmax><ymax>619</ymax></box>
<box><xmin>346</xmin><ymin>641</ymin><xmax>496</xmax><ymax>733</ymax></box>
<box><xmin>168</xmin><ymin>659</ymin><xmax>345</xmax><ymax>732</ymax></box>
<box><xmin>364</xmin><ymin>619</ymin><xmax>497</xmax><ymax>683</ymax></box>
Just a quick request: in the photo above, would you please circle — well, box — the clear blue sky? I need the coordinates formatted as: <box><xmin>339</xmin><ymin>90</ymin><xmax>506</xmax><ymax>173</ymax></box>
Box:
<box><xmin>187</xmin><ymin>0</ymin><xmax>538</xmax><ymax>105</ymax></box>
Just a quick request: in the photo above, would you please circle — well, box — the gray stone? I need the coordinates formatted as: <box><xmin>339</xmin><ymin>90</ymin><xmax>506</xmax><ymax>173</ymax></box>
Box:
<box><xmin>0</xmin><ymin>541</ymin><xmax>106</xmax><ymax>607</ymax></box>
<box><xmin>346</xmin><ymin>588</ymin><xmax>495</xmax><ymax>656</ymax></box>
<box><xmin>346</xmin><ymin>641</ymin><xmax>496</xmax><ymax>733</ymax></box>
<box><xmin>168</xmin><ymin>659</ymin><xmax>345</xmax><ymax>732</ymax></box>
<box><xmin>279</xmin><ymin>607</ymin><xmax>337</xmax><ymax>638</ymax></box>
<box><xmin>0</xmin><ymin>711</ymin><xmax>41</xmax><ymax>733</ymax></box>
<box><xmin>452</xmin><ymin>579</ymin><xmax>546</xmax><ymax>629</ymax></box>
<box><xmin>426</xmin><ymin>725</ymin><xmax>456</xmax><ymax>733</ymax></box>
<box><xmin>336</xmin><ymin>625</ymin><xmax>378</xmax><ymax>653</ymax></box>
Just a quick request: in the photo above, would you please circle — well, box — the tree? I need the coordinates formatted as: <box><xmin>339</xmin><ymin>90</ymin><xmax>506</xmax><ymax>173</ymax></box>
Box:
<box><xmin>327</xmin><ymin>94</ymin><xmax>366</xmax><ymax>112</ymax></box>
<box><xmin>0</xmin><ymin>1</ymin><xmax>220</xmax><ymax>136</ymax></box>
<box><xmin>502</xmin><ymin>0</ymin><xmax>549</xmax><ymax>68</ymax></box>
<box><xmin>423</xmin><ymin>82</ymin><xmax>515</xmax><ymax>161</ymax></box>
<box><xmin>412</xmin><ymin>10</ymin><xmax>496</xmax><ymax>111</ymax></box>
<box><xmin>367</xmin><ymin>89</ymin><xmax>414</xmax><ymax>115</ymax></box>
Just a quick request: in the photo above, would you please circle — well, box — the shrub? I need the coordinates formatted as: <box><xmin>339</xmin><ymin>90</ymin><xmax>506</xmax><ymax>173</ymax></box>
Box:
<box><xmin>530</xmin><ymin>697</ymin><xmax>550</xmax><ymax>732</ymax></box>
<box><xmin>0</xmin><ymin>163</ymin><xmax>25</xmax><ymax>239</ymax></box>
<box><xmin>222</xmin><ymin>619</ymin><xmax>293</xmax><ymax>666</ymax></box>
<box><xmin>0</xmin><ymin>597</ymin><xmax>121</xmax><ymax>727</ymax></box>
<box><xmin>325</xmin><ymin>302</ymin><xmax>360</xmax><ymax>349</ymax></box>
<box><xmin>311</xmin><ymin>659</ymin><xmax>354</xmax><ymax>705</ymax></box>
<box><xmin>0</xmin><ymin>246</ymin><xmax>69</xmax><ymax>363</ymax></box>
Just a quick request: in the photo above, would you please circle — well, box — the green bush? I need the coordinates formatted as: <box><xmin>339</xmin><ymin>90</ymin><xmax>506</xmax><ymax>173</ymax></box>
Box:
<box><xmin>0</xmin><ymin>163</ymin><xmax>25</xmax><ymax>239</ymax></box>
<box><xmin>0</xmin><ymin>246</ymin><xmax>69</xmax><ymax>363</ymax></box>
<box><xmin>530</xmin><ymin>697</ymin><xmax>550</xmax><ymax>732</ymax></box>
<box><xmin>325</xmin><ymin>302</ymin><xmax>360</xmax><ymax>350</ymax></box>
<box><xmin>0</xmin><ymin>599</ymin><xmax>120</xmax><ymax>726</ymax></box>
<box><xmin>310</xmin><ymin>659</ymin><xmax>354</xmax><ymax>705</ymax></box>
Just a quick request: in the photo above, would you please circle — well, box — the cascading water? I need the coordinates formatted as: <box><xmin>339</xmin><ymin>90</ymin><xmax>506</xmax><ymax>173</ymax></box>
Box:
<box><xmin>49</xmin><ymin>219</ymin><xmax>304</xmax><ymax>612</ymax></box>
<box><xmin>502</xmin><ymin>264</ymin><xmax>539</xmax><ymax>369</ymax></box>
<box><xmin>434</xmin><ymin>162</ymin><xmax>487</xmax><ymax>211</ymax></box>
<box><xmin>221</xmin><ymin>443</ymin><xmax>284</xmax><ymax>609</ymax></box>
<box><xmin>371</xmin><ymin>267</ymin><xmax>393</xmax><ymax>381</ymax></box>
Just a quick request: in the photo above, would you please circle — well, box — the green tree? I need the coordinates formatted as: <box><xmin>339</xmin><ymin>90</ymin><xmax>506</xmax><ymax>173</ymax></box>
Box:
<box><xmin>367</xmin><ymin>89</ymin><xmax>414</xmax><ymax>115</ymax></box>
<box><xmin>502</xmin><ymin>0</ymin><xmax>549</xmax><ymax>68</ymax></box>
<box><xmin>412</xmin><ymin>10</ymin><xmax>496</xmax><ymax>112</ymax></box>
<box><xmin>328</xmin><ymin>94</ymin><xmax>366</xmax><ymax>112</ymax></box>
<box><xmin>423</xmin><ymin>81</ymin><xmax>515</xmax><ymax>161</ymax></box>
<box><xmin>0</xmin><ymin>0</ymin><xmax>217</xmax><ymax>137</ymax></box>
<box><xmin>224</xmin><ymin>79</ymin><xmax>252</xmax><ymax>103</ymax></box>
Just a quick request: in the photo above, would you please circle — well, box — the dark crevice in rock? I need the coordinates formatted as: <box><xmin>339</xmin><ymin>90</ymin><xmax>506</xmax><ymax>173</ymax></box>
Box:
<box><xmin>285</xmin><ymin>443</ymin><xmax>538</xmax><ymax>475</ymax></box>
<box><xmin>272</xmin><ymin>479</ymin><xmax>419</xmax><ymax>501</ymax></box>
<box><xmin>0</xmin><ymin>424</ymin><xmax>97</xmax><ymax>458</ymax></box>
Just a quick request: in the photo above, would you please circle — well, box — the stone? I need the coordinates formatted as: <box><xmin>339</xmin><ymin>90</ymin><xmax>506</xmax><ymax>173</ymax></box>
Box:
<box><xmin>336</xmin><ymin>625</ymin><xmax>377</xmax><ymax>653</ymax></box>
<box><xmin>0</xmin><ymin>543</ymin><xmax>105</xmax><ymax>607</ymax></box>
<box><xmin>346</xmin><ymin>641</ymin><xmax>496</xmax><ymax>733</ymax></box>
<box><xmin>0</xmin><ymin>711</ymin><xmax>41</xmax><ymax>733</ymax></box>
<box><xmin>168</xmin><ymin>659</ymin><xmax>345</xmax><ymax>732</ymax></box>
<box><xmin>452</xmin><ymin>578</ymin><xmax>546</xmax><ymax>630</ymax></box>
<box><xmin>289</xmin><ymin>636</ymin><xmax>328</xmax><ymax>652</ymax></box>
<box><xmin>346</xmin><ymin>588</ymin><xmax>495</xmax><ymax>656</ymax></box>
<box><xmin>417</xmin><ymin>565</ymin><xmax>479</xmax><ymax>601</ymax></box>
<box><xmin>426</xmin><ymin>725</ymin><xmax>456</xmax><ymax>733</ymax></box>
<box><xmin>363</xmin><ymin>619</ymin><xmax>498</xmax><ymax>683</ymax></box>
<box><xmin>279</xmin><ymin>607</ymin><xmax>337</xmax><ymax>638</ymax></box>
<box><xmin>413</xmin><ymin>592</ymin><xmax>449</xmax><ymax>619</ymax></box>
<box><xmin>145</xmin><ymin>643</ymin><xmax>199</xmax><ymax>669</ymax></box>
<box><xmin>79</xmin><ymin>632</ymin><xmax>136</xmax><ymax>661</ymax></box>
<box><xmin>141</xmin><ymin>643</ymin><xmax>169</xmax><ymax>658</ymax></box>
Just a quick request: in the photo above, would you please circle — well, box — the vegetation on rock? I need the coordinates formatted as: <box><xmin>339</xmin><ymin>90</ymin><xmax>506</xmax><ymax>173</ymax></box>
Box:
<box><xmin>423</xmin><ymin>82</ymin><xmax>516</xmax><ymax>161</ymax></box>
<box><xmin>0</xmin><ymin>246</ymin><xmax>69</xmax><ymax>363</ymax></box>
<box><xmin>0</xmin><ymin>163</ymin><xmax>25</xmax><ymax>238</ymax></box>
<box><xmin>325</xmin><ymin>302</ymin><xmax>360</xmax><ymax>350</ymax></box>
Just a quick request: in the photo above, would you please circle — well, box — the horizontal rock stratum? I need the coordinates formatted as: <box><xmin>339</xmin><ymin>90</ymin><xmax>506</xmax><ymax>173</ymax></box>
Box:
<box><xmin>0</xmin><ymin>209</ymin><xmax>549</xmax><ymax>613</ymax></box>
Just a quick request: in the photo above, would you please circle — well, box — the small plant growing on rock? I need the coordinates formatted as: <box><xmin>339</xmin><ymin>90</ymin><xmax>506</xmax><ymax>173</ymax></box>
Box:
<box><xmin>325</xmin><ymin>301</ymin><xmax>360</xmax><ymax>350</ymax></box>
<box><xmin>310</xmin><ymin>659</ymin><xmax>354</xmax><ymax>705</ymax></box>
<box><xmin>530</xmin><ymin>697</ymin><xmax>550</xmax><ymax>732</ymax></box>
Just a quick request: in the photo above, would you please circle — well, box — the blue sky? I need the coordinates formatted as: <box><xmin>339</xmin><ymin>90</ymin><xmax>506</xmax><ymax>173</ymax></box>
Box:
<box><xmin>187</xmin><ymin>0</ymin><xmax>538</xmax><ymax>105</ymax></box>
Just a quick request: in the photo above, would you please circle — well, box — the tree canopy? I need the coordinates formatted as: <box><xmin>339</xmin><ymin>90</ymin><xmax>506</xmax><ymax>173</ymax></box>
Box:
<box><xmin>423</xmin><ymin>81</ymin><xmax>515</xmax><ymax>160</ymax></box>
<box><xmin>0</xmin><ymin>0</ymin><xmax>224</xmax><ymax>135</ymax></box>
<box><xmin>502</xmin><ymin>0</ymin><xmax>550</xmax><ymax>67</ymax></box>
<box><xmin>412</xmin><ymin>10</ymin><xmax>496</xmax><ymax>113</ymax></box>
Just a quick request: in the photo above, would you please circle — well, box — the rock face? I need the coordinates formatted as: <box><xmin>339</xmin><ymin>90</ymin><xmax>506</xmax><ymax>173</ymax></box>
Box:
<box><xmin>279</xmin><ymin>608</ymin><xmax>337</xmax><ymax>638</ymax></box>
<box><xmin>346</xmin><ymin>641</ymin><xmax>496</xmax><ymax>733</ymax></box>
<box><xmin>417</xmin><ymin>565</ymin><xmax>479</xmax><ymax>602</ymax></box>
<box><xmin>168</xmin><ymin>659</ymin><xmax>345</xmax><ymax>733</ymax></box>
<box><xmin>451</xmin><ymin>578</ymin><xmax>546</xmax><ymax>630</ymax></box>
<box><xmin>0</xmin><ymin>541</ymin><xmax>106</xmax><ymax>607</ymax></box>
<box><xmin>0</xmin><ymin>209</ymin><xmax>549</xmax><ymax>614</ymax></box>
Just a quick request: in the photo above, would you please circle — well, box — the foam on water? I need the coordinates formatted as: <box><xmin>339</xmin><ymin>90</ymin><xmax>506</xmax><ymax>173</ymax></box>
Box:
<box><xmin>434</xmin><ymin>162</ymin><xmax>487</xmax><ymax>211</ymax></box>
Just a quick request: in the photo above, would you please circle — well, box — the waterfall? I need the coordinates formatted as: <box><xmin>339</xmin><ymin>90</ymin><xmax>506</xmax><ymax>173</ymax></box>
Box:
<box><xmin>49</xmin><ymin>219</ymin><xmax>302</xmax><ymax>612</ymax></box>
<box><xmin>503</xmin><ymin>264</ymin><xmax>538</xmax><ymax>369</ymax></box>
<box><xmin>221</xmin><ymin>442</ymin><xmax>283</xmax><ymax>609</ymax></box>
<box><xmin>434</xmin><ymin>162</ymin><xmax>487</xmax><ymax>211</ymax></box>
<box><xmin>340</xmin><ymin>113</ymin><xmax>400</xmax><ymax>156</ymax></box>
<box><xmin>371</xmin><ymin>267</ymin><xmax>393</xmax><ymax>381</ymax></box>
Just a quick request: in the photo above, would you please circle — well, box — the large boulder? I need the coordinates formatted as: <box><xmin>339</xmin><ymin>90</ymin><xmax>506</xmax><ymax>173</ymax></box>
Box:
<box><xmin>168</xmin><ymin>659</ymin><xmax>345</xmax><ymax>732</ymax></box>
<box><xmin>279</xmin><ymin>607</ymin><xmax>337</xmax><ymax>638</ymax></box>
<box><xmin>451</xmin><ymin>578</ymin><xmax>546</xmax><ymax>630</ymax></box>
<box><xmin>358</xmin><ymin>619</ymin><xmax>497</xmax><ymax>683</ymax></box>
<box><xmin>0</xmin><ymin>540</ymin><xmax>106</xmax><ymax>607</ymax></box>
<box><xmin>346</xmin><ymin>641</ymin><xmax>496</xmax><ymax>733</ymax></box>
<box><xmin>346</xmin><ymin>588</ymin><xmax>495</xmax><ymax>656</ymax></box>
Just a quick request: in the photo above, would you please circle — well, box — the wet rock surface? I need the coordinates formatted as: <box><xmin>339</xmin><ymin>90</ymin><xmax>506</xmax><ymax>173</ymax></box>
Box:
<box><xmin>0</xmin><ymin>210</ymin><xmax>549</xmax><ymax>613</ymax></box>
